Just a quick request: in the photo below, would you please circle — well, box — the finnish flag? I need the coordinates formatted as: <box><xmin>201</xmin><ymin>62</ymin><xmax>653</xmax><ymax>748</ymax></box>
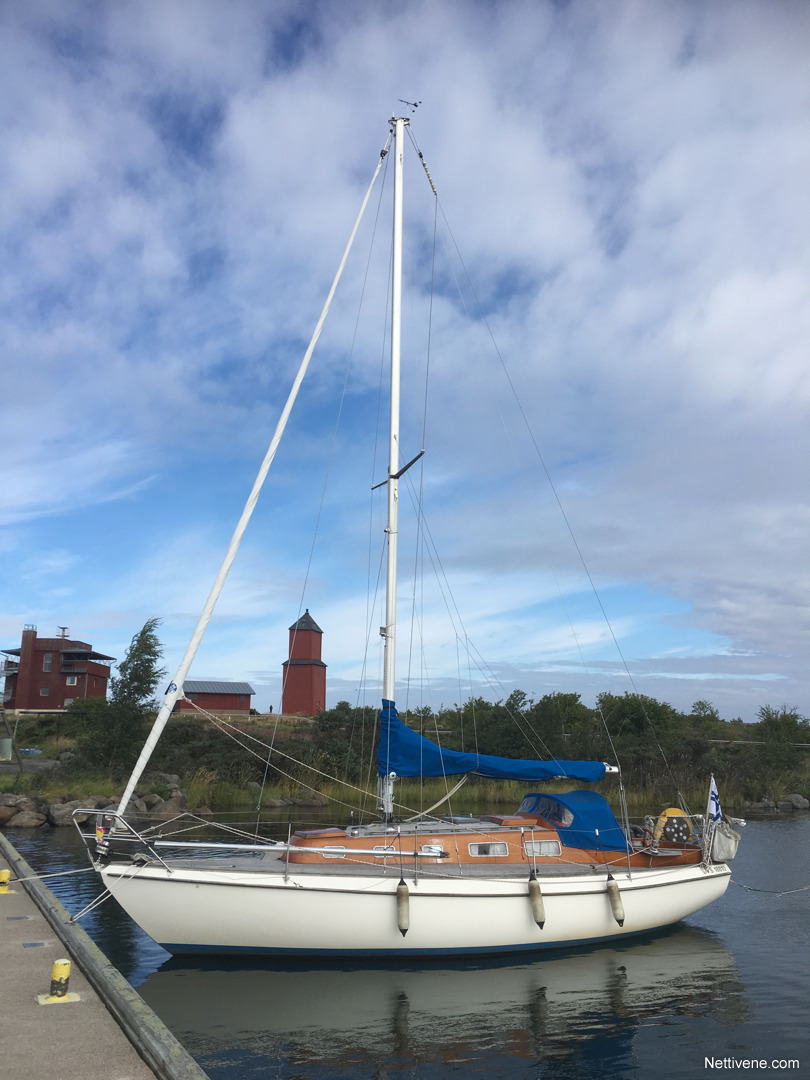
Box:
<box><xmin>709</xmin><ymin>775</ymin><xmax>722</xmax><ymax>822</ymax></box>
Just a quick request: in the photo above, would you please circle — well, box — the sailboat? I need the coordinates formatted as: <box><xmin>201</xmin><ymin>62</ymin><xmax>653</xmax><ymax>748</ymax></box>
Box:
<box><xmin>78</xmin><ymin>117</ymin><xmax>739</xmax><ymax>956</ymax></box>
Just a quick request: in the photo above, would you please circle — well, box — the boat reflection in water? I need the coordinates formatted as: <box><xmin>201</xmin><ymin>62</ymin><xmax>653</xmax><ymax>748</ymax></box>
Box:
<box><xmin>137</xmin><ymin>924</ymin><xmax>747</xmax><ymax>1075</ymax></box>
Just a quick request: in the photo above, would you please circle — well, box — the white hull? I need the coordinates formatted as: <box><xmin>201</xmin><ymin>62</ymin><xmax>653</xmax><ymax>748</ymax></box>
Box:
<box><xmin>100</xmin><ymin>858</ymin><xmax>730</xmax><ymax>956</ymax></box>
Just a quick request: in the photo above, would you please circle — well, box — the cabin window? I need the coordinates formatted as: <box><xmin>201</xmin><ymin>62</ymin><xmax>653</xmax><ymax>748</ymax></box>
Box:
<box><xmin>39</xmin><ymin>687</ymin><xmax>50</xmax><ymax>696</ymax></box>
<box><xmin>43</xmin><ymin>653</ymin><xmax>52</xmax><ymax>672</ymax></box>
<box><xmin>524</xmin><ymin>840</ymin><xmax>562</xmax><ymax>857</ymax></box>
<box><xmin>372</xmin><ymin>845</ymin><xmax>397</xmax><ymax>856</ymax></box>
<box><xmin>321</xmin><ymin>846</ymin><xmax>346</xmax><ymax>859</ymax></box>
<box><xmin>66</xmin><ymin>675</ymin><xmax>78</xmax><ymax>686</ymax></box>
<box><xmin>468</xmin><ymin>842</ymin><xmax>509</xmax><ymax>857</ymax></box>
<box><xmin>518</xmin><ymin>795</ymin><xmax>574</xmax><ymax>826</ymax></box>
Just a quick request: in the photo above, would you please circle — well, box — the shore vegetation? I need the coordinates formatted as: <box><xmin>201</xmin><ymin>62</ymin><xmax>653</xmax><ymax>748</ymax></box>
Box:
<box><xmin>3</xmin><ymin>692</ymin><xmax>807</xmax><ymax>815</ymax></box>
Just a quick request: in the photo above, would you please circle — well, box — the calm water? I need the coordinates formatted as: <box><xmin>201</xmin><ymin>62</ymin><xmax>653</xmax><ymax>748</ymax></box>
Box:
<box><xmin>9</xmin><ymin>815</ymin><xmax>810</xmax><ymax>1080</ymax></box>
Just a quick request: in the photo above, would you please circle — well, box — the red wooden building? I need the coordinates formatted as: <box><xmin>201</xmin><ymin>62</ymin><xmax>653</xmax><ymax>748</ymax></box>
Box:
<box><xmin>1</xmin><ymin>625</ymin><xmax>114</xmax><ymax>712</ymax></box>
<box><xmin>173</xmin><ymin>681</ymin><xmax>254</xmax><ymax>717</ymax></box>
<box><xmin>281</xmin><ymin>610</ymin><xmax>326</xmax><ymax>716</ymax></box>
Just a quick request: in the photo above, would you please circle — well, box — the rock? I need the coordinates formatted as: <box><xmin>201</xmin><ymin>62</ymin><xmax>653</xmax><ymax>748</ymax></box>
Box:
<box><xmin>143</xmin><ymin>771</ymin><xmax>181</xmax><ymax>789</ymax></box>
<box><xmin>8</xmin><ymin>810</ymin><xmax>46</xmax><ymax>828</ymax></box>
<box><xmin>246</xmin><ymin>782</ymin><xmax>262</xmax><ymax>792</ymax></box>
<box><xmin>0</xmin><ymin>793</ymin><xmax>22</xmax><ymax>807</ymax></box>
<box><xmin>141</xmin><ymin>793</ymin><xmax>164</xmax><ymax>809</ymax></box>
<box><xmin>7</xmin><ymin>796</ymin><xmax>38</xmax><ymax>814</ymax></box>
<box><xmin>82</xmin><ymin>795</ymin><xmax>111</xmax><ymax>810</ymax></box>
<box><xmin>59</xmin><ymin>751</ymin><xmax>76</xmax><ymax>763</ymax></box>
<box><xmin>262</xmin><ymin>798</ymin><xmax>286</xmax><ymax>808</ymax></box>
<box><xmin>783</xmin><ymin>793</ymin><xmax>809</xmax><ymax>810</ymax></box>
<box><xmin>47</xmin><ymin>800</ymin><xmax>95</xmax><ymax>827</ymax></box>
<box><xmin>0</xmin><ymin>804</ymin><xmax>20</xmax><ymax>825</ymax></box>
<box><xmin>776</xmin><ymin>801</ymin><xmax>794</xmax><ymax>812</ymax></box>
<box><xmin>295</xmin><ymin>795</ymin><xmax>329</xmax><ymax>807</ymax></box>
<box><xmin>192</xmin><ymin>805</ymin><xmax>213</xmax><ymax>816</ymax></box>
<box><xmin>150</xmin><ymin>797</ymin><xmax>187</xmax><ymax>821</ymax></box>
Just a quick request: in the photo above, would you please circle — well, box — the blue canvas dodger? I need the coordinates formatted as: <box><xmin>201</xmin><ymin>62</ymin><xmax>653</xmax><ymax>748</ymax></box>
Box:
<box><xmin>518</xmin><ymin>791</ymin><xmax>630</xmax><ymax>853</ymax></box>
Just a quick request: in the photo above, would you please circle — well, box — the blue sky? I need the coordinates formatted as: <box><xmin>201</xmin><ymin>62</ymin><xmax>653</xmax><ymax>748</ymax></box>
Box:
<box><xmin>1</xmin><ymin>1</ymin><xmax>807</xmax><ymax>723</ymax></box>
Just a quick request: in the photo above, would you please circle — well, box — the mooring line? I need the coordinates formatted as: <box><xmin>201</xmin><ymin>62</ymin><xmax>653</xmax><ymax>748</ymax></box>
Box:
<box><xmin>9</xmin><ymin>866</ymin><xmax>96</xmax><ymax>884</ymax></box>
<box><xmin>70</xmin><ymin>888</ymin><xmax>115</xmax><ymax>922</ymax></box>
<box><xmin>730</xmin><ymin>879</ymin><xmax>810</xmax><ymax>895</ymax></box>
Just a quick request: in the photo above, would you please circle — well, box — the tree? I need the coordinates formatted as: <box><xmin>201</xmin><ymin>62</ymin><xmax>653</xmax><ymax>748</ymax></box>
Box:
<box><xmin>690</xmin><ymin>700</ymin><xmax>720</xmax><ymax>723</ymax></box>
<box><xmin>73</xmin><ymin>618</ymin><xmax>166</xmax><ymax>774</ymax></box>
<box><xmin>754</xmin><ymin>705</ymin><xmax>810</xmax><ymax>776</ymax></box>
<box><xmin>110</xmin><ymin>616</ymin><xmax>166</xmax><ymax>709</ymax></box>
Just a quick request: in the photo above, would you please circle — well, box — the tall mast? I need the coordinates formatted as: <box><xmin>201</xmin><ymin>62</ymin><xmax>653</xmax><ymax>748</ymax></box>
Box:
<box><xmin>383</xmin><ymin>116</ymin><xmax>408</xmax><ymax>703</ymax></box>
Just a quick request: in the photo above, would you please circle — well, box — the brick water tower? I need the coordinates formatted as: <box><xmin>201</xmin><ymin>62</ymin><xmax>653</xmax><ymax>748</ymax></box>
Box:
<box><xmin>281</xmin><ymin>610</ymin><xmax>326</xmax><ymax>715</ymax></box>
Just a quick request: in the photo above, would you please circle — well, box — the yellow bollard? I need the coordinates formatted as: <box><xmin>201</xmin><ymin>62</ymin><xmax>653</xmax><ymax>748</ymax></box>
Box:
<box><xmin>37</xmin><ymin>958</ymin><xmax>81</xmax><ymax>1004</ymax></box>
<box><xmin>0</xmin><ymin>868</ymin><xmax>15</xmax><ymax>893</ymax></box>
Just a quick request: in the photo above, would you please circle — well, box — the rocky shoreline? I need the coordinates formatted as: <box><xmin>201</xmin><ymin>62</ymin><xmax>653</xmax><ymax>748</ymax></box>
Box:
<box><xmin>741</xmin><ymin>793</ymin><xmax>809</xmax><ymax>813</ymax></box>
<box><xmin>0</xmin><ymin>770</ymin><xmax>331</xmax><ymax>829</ymax></box>
<box><xmin>0</xmin><ymin>772</ymin><xmax>193</xmax><ymax>830</ymax></box>
<box><xmin>0</xmin><ymin>772</ymin><xmax>805</xmax><ymax>829</ymax></box>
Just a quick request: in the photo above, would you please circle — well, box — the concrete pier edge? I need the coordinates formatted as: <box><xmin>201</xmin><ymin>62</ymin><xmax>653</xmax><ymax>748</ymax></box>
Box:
<box><xmin>0</xmin><ymin>830</ymin><xmax>208</xmax><ymax>1080</ymax></box>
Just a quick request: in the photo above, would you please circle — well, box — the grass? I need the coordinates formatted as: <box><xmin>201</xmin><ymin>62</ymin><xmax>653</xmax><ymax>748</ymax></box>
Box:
<box><xmin>1</xmin><ymin>771</ymin><xmax>121</xmax><ymax>801</ymax></box>
<box><xmin>184</xmin><ymin>768</ymin><xmax>263</xmax><ymax>811</ymax></box>
<box><xmin>265</xmin><ymin>774</ymin><xmax>764</xmax><ymax>821</ymax></box>
<box><xmin>0</xmin><ymin>753</ymin><xmax>795</xmax><ymax>814</ymax></box>
<box><xmin>4</xmin><ymin>711</ymin><xmax>805</xmax><ymax>815</ymax></box>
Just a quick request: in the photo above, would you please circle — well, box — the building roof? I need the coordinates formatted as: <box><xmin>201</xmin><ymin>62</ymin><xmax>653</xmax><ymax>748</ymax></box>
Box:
<box><xmin>1</xmin><ymin>644</ymin><xmax>115</xmax><ymax>661</ymax></box>
<box><xmin>183</xmin><ymin>681</ymin><xmax>255</xmax><ymax>695</ymax></box>
<box><xmin>60</xmin><ymin>647</ymin><xmax>116</xmax><ymax>661</ymax></box>
<box><xmin>289</xmin><ymin>609</ymin><xmax>323</xmax><ymax>633</ymax></box>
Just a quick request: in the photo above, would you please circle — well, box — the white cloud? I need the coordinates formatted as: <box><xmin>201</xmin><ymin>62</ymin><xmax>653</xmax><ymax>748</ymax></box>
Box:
<box><xmin>0</xmin><ymin>1</ymin><xmax>807</xmax><ymax>723</ymax></box>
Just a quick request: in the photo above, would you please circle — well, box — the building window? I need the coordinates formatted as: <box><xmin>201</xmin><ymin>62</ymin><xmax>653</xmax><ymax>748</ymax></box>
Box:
<box><xmin>64</xmin><ymin>698</ymin><xmax>74</xmax><ymax>707</ymax></box>
<box><xmin>66</xmin><ymin>675</ymin><xmax>78</xmax><ymax>686</ymax></box>
<box><xmin>187</xmin><ymin>693</ymin><xmax>197</xmax><ymax>700</ymax></box>
<box><xmin>39</xmin><ymin>687</ymin><xmax>50</xmax><ymax>697</ymax></box>
<box><xmin>43</xmin><ymin>653</ymin><xmax>53</xmax><ymax>672</ymax></box>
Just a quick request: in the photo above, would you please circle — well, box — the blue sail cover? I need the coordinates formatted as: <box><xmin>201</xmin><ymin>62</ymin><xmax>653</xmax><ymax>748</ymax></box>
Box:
<box><xmin>377</xmin><ymin>700</ymin><xmax>607</xmax><ymax>784</ymax></box>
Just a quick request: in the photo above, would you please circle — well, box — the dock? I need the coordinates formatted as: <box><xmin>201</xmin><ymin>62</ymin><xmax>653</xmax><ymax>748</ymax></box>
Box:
<box><xmin>0</xmin><ymin>831</ymin><xmax>207</xmax><ymax>1080</ymax></box>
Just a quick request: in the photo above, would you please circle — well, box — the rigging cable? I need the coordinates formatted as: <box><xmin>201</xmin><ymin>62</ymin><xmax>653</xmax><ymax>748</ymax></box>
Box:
<box><xmin>432</xmin><ymin>197</ymin><xmax>687</xmax><ymax>817</ymax></box>
<box><xmin>263</xmin><ymin>138</ymin><xmax>394</xmax><ymax>828</ymax></box>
